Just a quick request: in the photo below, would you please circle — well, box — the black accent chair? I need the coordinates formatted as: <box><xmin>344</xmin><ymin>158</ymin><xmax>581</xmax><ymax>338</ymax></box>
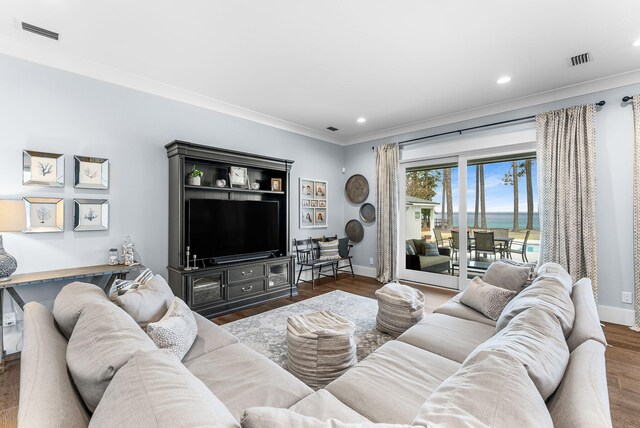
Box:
<box><xmin>321</xmin><ymin>235</ymin><xmax>355</xmax><ymax>280</ymax></box>
<box><xmin>293</xmin><ymin>238</ymin><xmax>335</xmax><ymax>289</ymax></box>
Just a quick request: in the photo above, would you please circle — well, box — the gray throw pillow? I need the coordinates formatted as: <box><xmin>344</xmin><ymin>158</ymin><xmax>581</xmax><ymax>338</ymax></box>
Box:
<box><xmin>459</xmin><ymin>277</ymin><xmax>517</xmax><ymax>321</ymax></box>
<box><xmin>482</xmin><ymin>260</ymin><xmax>531</xmax><ymax>292</ymax></box>
<box><xmin>147</xmin><ymin>297</ymin><xmax>198</xmax><ymax>360</ymax></box>
<box><xmin>423</xmin><ymin>242</ymin><xmax>440</xmax><ymax>257</ymax></box>
<box><xmin>406</xmin><ymin>243</ymin><xmax>416</xmax><ymax>256</ymax></box>
<box><xmin>115</xmin><ymin>274</ymin><xmax>175</xmax><ymax>329</ymax></box>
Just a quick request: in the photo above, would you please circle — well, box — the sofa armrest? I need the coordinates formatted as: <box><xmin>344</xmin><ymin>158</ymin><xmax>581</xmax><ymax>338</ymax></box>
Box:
<box><xmin>406</xmin><ymin>254</ymin><xmax>421</xmax><ymax>270</ymax></box>
<box><xmin>438</xmin><ymin>247</ymin><xmax>451</xmax><ymax>257</ymax></box>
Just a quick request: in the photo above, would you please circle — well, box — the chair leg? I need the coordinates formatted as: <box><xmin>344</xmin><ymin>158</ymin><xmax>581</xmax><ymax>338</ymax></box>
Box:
<box><xmin>296</xmin><ymin>263</ymin><xmax>304</xmax><ymax>285</ymax></box>
<box><xmin>523</xmin><ymin>251</ymin><xmax>528</xmax><ymax>263</ymax></box>
<box><xmin>349</xmin><ymin>259</ymin><xmax>354</xmax><ymax>278</ymax></box>
<box><xmin>332</xmin><ymin>263</ymin><xmax>337</xmax><ymax>282</ymax></box>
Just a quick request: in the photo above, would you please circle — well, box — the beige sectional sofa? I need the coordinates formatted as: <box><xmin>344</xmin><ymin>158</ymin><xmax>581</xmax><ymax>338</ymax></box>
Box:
<box><xmin>18</xmin><ymin>262</ymin><xmax>611</xmax><ymax>427</ymax></box>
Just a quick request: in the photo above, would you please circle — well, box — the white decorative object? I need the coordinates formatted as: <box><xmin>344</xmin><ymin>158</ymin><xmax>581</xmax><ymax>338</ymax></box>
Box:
<box><xmin>122</xmin><ymin>235</ymin><xmax>135</xmax><ymax>266</ymax></box>
<box><xmin>187</xmin><ymin>176</ymin><xmax>201</xmax><ymax>186</ymax></box>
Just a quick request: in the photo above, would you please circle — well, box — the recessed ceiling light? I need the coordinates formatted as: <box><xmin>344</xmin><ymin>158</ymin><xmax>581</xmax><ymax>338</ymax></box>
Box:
<box><xmin>496</xmin><ymin>76</ymin><xmax>511</xmax><ymax>84</ymax></box>
<box><xmin>357</xmin><ymin>117</ymin><xmax>366</xmax><ymax>124</ymax></box>
<box><xmin>633</xmin><ymin>38</ymin><xmax>640</xmax><ymax>47</ymax></box>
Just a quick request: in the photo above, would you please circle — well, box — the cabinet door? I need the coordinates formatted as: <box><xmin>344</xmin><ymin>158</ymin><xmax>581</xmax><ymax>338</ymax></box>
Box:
<box><xmin>267</xmin><ymin>260</ymin><xmax>290</xmax><ymax>289</ymax></box>
<box><xmin>190</xmin><ymin>271</ymin><xmax>225</xmax><ymax>308</ymax></box>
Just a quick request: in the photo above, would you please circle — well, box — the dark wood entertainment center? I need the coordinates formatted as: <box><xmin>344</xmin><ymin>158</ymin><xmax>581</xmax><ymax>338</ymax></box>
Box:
<box><xmin>165</xmin><ymin>141</ymin><xmax>296</xmax><ymax>317</ymax></box>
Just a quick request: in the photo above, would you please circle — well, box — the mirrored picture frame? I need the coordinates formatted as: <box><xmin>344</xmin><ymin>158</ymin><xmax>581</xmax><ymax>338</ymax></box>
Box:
<box><xmin>73</xmin><ymin>199</ymin><xmax>109</xmax><ymax>231</ymax></box>
<box><xmin>22</xmin><ymin>150</ymin><xmax>64</xmax><ymax>187</ymax></box>
<box><xmin>74</xmin><ymin>156</ymin><xmax>109</xmax><ymax>189</ymax></box>
<box><xmin>23</xmin><ymin>197</ymin><xmax>64</xmax><ymax>233</ymax></box>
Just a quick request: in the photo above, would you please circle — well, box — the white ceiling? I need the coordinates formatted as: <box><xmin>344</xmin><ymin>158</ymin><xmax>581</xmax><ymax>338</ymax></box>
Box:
<box><xmin>2</xmin><ymin>0</ymin><xmax>640</xmax><ymax>145</ymax></box>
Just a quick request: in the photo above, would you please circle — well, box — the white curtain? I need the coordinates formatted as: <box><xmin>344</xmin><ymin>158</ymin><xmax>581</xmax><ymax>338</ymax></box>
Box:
<box><xmin>375</xmin><ymin>143</ymin><xmax>399</xmax><ymax>283</ymax></box>
<box><xmin>633</xmin><ymin>96</ymin><xmax>640</xmax><ymax>331</ymax></box>
<box><xmin>537</xmin><ymin>104</ymin><xmax>598</xmax><ymax>300</ymax></box>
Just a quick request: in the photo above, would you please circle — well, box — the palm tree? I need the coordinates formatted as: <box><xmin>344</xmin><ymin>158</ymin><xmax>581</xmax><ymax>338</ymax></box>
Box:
<box><xmin>473</xmin><ymin>165</ymin><xmax>480</xmax><ymax>228</ymax></box>
<box><xmin>502</xmin><ymin>161</ymin><xmax>522</xmax><ymax>230</ymax></box>
<box><xmin>443</xmin><ymin>168</ymin><xmax>453</xmax><ymax>228</ymax></box>
<box><xmin>479</xmin><ymin>164</ymin><xmax>487</xmax><ymax>228</ymax></box>
<box><xmin>524</xmin><ymin>159</ymin><xmax>534</xmax><ymax>230</ymax></box>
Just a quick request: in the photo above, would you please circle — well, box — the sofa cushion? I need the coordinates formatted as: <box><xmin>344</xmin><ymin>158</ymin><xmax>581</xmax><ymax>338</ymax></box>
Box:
<box><xmin>566</xmin><ymin>278</ymin><xmax>606</xmax><ymax>352</ymax></box>
<box><xmin>53</xmin><ymin>281</ymin><xmax>110</xmax><ymax>339</ymax></box>
<box><xmin>67</xmin><ymin>301</ymin><xmax>157</xmax><ymax>412</ymax></box>
<box><xmin>90</xmin><ymin>350</ymin><xmax>239</xmax><ymax>428</ymax></box>
<box><xmin>115</xmin><ymin>274</ymin><xmax>174</xmax><ymax>329</ymax></box>
<box><xmin>19</xmin><ymin>302</ymin><xmax>90</xmax><ymax>428</ymax></box>
<box><xmin>433</xmin><ymin>294</ymin><xmax>496</xmax><ymax>327</ymax></box>
<box><xmin>470</xmin><ymin>307</ymin><xmax>569</xmax><ymax>400</ymax></box>
<box><xmin>411</xmin><ymin>239</ymin><xmax>426</xmax><ymax>255</ymax></box>
<box><xmin>289</xmin><ymin>390</ymin><xmax>372</xmax><ymax>424</ymax></box>
<box><xmin>414</xmin><ymin>350</ymin><xmax>553</xmax><ymax>428</ymax></box>
<box><xmin>547</xmin><ymin>340</ymin><xmax>611</xmax><ymax>428</ymax></box>
<box><xmin>182</xmin><ymin>312</ymin><xmax>239</xmax><ymax>363</ymax></box>
<box><xmin>397</xmin><ymin>313</ymin><xmax>495</xmax><ymax>363</ymax></box>
<box><xmin>184</xmin><ymin>343</ymin><xmax>313</xmax><ymax>421</ymax></box>
<box><xmin>146</xmin><ymin>297</ymin><xmax>198</xmax><ymax>360</ymax></box>
<box><xmin>325</xmin><ymin>340</ymin><xmax>460</xmax><ymax>424</ymax></box>
<box><xmin>241</xmin><ymin>407</ymin><xmax>414</xmax><ymax>428</ymax></box>
<box><xmin>459</xmin><ymin>277</ymin><xmax>517</xmax><ymax>321</ymax></box>
<box><xmin>496</xmin><ymin>273</ymin><xmax>575</xmax><ymax>337</ymax></box>
<box><xmin>482</xmin><ymin>260</ymin><xmax>532</xmax><ymax>292</ymax></box>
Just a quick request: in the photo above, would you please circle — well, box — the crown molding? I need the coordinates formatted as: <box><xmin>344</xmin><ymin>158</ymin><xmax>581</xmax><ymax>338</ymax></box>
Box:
<box><xmin>345</xmin><ymin>69</ymin><xmax>640</xmax><ymax>146</ymax></box>
<box><xmin>0</xmin><ymin>36</ymin><xmax>346</xmax><ymax>146</ymax></box>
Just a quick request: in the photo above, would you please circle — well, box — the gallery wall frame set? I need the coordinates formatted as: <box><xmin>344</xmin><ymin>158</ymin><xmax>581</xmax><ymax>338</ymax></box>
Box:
<box><xmin>21</xmin><ymin>197</ymin><xmax>110</xmax><ymax>233</ymax></box>
<box><xmin>22</xmin><ymin>150</ymin><xmax>110</xmax><ymax>189</ymax></box>
<box><xmin>300</xmin><ymin>178</ymin><xmax>327</xmax><ymax>228</ymax></box>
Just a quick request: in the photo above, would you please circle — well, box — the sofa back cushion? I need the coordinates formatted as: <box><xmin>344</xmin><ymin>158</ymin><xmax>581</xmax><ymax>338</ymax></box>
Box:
<box><xmin>459</xmin><ymin>277</ymin><xmax>517</xmax><ymax>321</ymax></box>
<box><xmin>413</xmin><ymin>350</ymin><xmax>552</xmax><ymax>428</ymax></box>
<box><xmin>496</xmin><ymin>272</ymin><xmax>575</xmax><ymax>337</ymax></box>
<box><xmin>91</xmin><ymin>349</ymin><xmax>239</xmax><ymax>428</ymax></box>
<box><xmin>566</xmin><ymin>278</ymin><xmax>606</xmax><ymax>352</ymax></box>
<box><xmin>535</xmin><ymin>262</ymin><xmax>573</xmax><ymax>293</ymax></box>
<box><xmin>482</xmin><ymin>260</ymin><xmax>532</xmax><ymax>292</ymax></box>
<box><xmin>115</xmin><ymin>274</ymin><xmax>174</xmax><ymax>329</ymax></box>
<box><xmin>19</xmin><ymin>302</ymin><xmax>90</xmax><ymax>428</ymax></box>
<box><xmin>67</xmin><ymin>301</ymin><xmax>157</xmax><ymax>412</ymax></box>
<box><xmin>547</xmin><ymin>340</ymin><xmax>612</xmax><ymax>428</ymax></box>
<box><xmin>471</xmin><ymin>307</ymin><xmax>569</xmax><ymax>400</ymax></box>
<box><xmin>53</xmin><ymin>281</ymin><xmax>110</xmax><ymax>339</ymax></box>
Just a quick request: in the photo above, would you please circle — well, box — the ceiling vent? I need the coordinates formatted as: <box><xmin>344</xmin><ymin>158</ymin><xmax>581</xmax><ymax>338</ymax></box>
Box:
<box><xmin>326</xmin><ymin>126</ymin><xmax>339</xmax><ymax>132</ymax></box>
<box><xmin>570</xmin><ymin>52</ymin><xmax>591</xmax><ymax>67</ymax></box>
<box><xmin>21</xmin><ymin>22</ymin><xmax>59</xmax><ymax>40</ymax></box>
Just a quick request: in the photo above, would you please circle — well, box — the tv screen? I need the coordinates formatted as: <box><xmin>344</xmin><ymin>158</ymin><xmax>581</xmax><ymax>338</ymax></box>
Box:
<box><xmin>188</xmin><ymin>199</ymin><xmax>280</xmax><ymax>260</ymax></box>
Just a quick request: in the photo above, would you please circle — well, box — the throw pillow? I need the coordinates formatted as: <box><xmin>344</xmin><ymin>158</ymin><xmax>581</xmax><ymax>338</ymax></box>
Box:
<box><xmin>242</xmin><ymin>407</ymin><xmax>414</xmax><ymax>428</ymax></box>
<box><xmin>406</xmin><ymin>243</ymin><xmax>416</xmax><ymax>256</ymax></box>
<box><xmin>66</xmin><ymin>301</ymin><xmax>156</xmax><ymax>412</ymax></box>
<box><xmin>107</xmin><ymin>267</ymin><xmax>154</xmax><ymax>300</ymax></box>
<box><xmin>459</xmin><ymin>277</ymin><xmax>517</xmax><ymax>321</ymax></box>
<box><xmin>318</xmin><ymin>240</ymin><xmax>340</xmax><ymax>260</ymax></box>
<box><xmin>52</xmin><ymin>281</ymin><xmax>110</xmax><ymax>339</ymax></box>
<box><xmin>115</xmin><ymin>274</ymin><xmax>175</xmax><ymax>329</ymax></box>
<box><xmin>147</xmin><ymin>297</ymin><xmax>198</xmax><ymax>360</ymax></box>
<box><xmin>423</xmin><ymin>242</ymin><xmax>440</xmax><ymax>257</ymax></box>
<box><xmin>482</xmin><ymin>260</ymin><xmax>531</xmax><ymax>292</ymax></box>
<box><xmin>411</xmin><ymin>239</ymin><xmax>426</xmax><ymax>256</ymax></box>
<box><xmin>469</xmin><ymin>307</ymin><xmax>570</xmax><ymax>400</ymax></box>
<box><xmin>91</xmin><ymin>350</ymin><xmax>239</xmax><ymax>428</ymax></box>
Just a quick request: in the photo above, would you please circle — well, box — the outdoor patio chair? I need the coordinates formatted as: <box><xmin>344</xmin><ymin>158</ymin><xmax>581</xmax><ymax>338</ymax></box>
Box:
<box><xmin>450</xmin><ymin>230</ymin><xmax>471</xmax><ymax>261</ymax></box>
<box><xmin>434</xmin><ymin>229</ymin><xmax>449</xmax><ymax>248</ymax></box>
<box><xmin>473</xmin><ymin>230</ymin><xmax>501</xmax><ymax>261</ymax></box>
<box><xmin>506</xmin><ymin>229</ymin><xmax>531</xmax><ymax>262</ymax></box>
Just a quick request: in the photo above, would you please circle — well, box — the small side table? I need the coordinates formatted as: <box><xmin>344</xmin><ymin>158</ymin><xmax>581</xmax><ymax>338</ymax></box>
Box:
<box><xmin>0</xmin><ymin>263</ymin><xmax>143</xmax><ymax>371</ymax></box>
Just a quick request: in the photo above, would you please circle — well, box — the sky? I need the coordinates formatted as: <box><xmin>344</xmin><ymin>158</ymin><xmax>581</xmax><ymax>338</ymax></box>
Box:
<box><xmin>425</xmin><ymin>160</ymin><xmax>539</xmax><ymax>214</ymax></box>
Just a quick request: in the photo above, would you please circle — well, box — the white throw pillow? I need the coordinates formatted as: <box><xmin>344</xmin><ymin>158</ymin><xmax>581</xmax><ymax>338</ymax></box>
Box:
<box><xmin>318</xmin><ymin>240</ymin><xmax>340</xmax><ymax>260</ymax></box>
<box><xmin>459</xmin><ymin>277</ymin><xmax>517</xmax><ymax>321</ymax></box>
<box><xmin>115</xmin><ymin>274</ymin><xmax>174</xmax><ymax>329</ymax></box>
<box><xmin>146</xmin><ymin>297</ymin><xmax>198</xmax><ymax>360</ymax></box>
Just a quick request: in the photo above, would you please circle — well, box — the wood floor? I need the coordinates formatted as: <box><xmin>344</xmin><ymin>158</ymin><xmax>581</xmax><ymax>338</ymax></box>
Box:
<box><xmin>0</xmin><ymin>275</ymin><xmax>638</xmax><ymax>427</ymax></box>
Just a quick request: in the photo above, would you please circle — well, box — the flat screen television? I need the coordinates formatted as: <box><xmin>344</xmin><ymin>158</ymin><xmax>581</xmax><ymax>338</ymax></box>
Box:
<box><xmin>188</xmin><ymin>199</ymin><xmax>280</xmax><ymax>261</ymax></box>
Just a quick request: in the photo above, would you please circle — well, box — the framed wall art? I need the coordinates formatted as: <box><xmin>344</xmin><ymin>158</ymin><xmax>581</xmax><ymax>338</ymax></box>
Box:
<box><xmin>23</xmin><ymin>197</ymin><xmax>64</xmax><ymax>233</ymax></box>
<box><xmin>74</xmin><ymin>156</ymin><xmax>109</xmax><ymax>189</ymax></box>
<box><xmin>73</xmin><ymin>199</ymin><xmax>109</xmax><ymax>231</ymax></box>
<box><xmin>22</xmin><ymin>150</ymin><xmax>64</xmax><ymax>187</ymax></box>
<box><xmin>300</xmin><ymin>178</ymin><xmax>328</xmax><ymax>228</ymax></box>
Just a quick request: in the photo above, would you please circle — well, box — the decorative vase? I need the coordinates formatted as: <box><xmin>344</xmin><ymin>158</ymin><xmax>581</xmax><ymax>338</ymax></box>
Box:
<box><xmin>0</xmin><ymin>235</ymin><xmax>17</xmax><ymax>281</ymax></box>
<box><xmin>187</xmin><ymin>176</ymin><xmax>201</xmax><ymax>186</ymax></box>
<box><xmin>216</xmin><ymin>179</ymin><xmax>226</xmax><ymax>187</ymax></box>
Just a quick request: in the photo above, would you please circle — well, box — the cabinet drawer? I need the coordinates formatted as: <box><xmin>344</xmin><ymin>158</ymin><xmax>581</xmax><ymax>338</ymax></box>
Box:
<box><xmin>228</xmin><ymin>279</ymin><xmax>265</xmax><ymax>300</ymax></box>
<box><xmin>228</xmin><ymin>264</ymin><xmax>265</xmax><ymax>283</ymax></box>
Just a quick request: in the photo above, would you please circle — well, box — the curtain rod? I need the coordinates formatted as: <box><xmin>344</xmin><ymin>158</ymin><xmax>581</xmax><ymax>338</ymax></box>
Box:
<box><xmin>371</xmin><ymin>100</ymin><xmax>606</xmax><ymax>151</ymax></box>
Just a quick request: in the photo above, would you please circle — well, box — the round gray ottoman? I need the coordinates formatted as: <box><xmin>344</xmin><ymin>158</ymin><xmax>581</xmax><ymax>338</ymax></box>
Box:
<box><xmin>286</xmin><ymin>310</ymin><xmax>357</xmax><ymax>388</ymax></box>
<box><xmin>375</xmin><ymin>282</ymin><xmax>425</xmax><ymax>337</ymax></box>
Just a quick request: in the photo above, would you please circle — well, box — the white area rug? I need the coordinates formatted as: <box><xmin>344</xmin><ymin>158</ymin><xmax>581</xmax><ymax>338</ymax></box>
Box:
<box><xmin>221</xmin><ymin>290</ymin><xmax>392</xmax><ymax>369</ymax></box>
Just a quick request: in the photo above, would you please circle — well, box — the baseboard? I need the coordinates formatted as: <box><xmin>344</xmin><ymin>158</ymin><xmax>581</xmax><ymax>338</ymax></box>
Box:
<box><xmin>353</xmin><ymin>265</ymin><xmax>376</xmax><ymax>278</ymax></box>
<box><xmin>598</xmin><ymin>305</ymin><xmax>635</xmax><ymax>326</ymax></box>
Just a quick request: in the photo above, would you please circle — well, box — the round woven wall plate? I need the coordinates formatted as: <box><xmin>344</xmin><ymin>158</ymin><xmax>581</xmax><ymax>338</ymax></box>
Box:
<box><xmin>345</xmin><ymin>174</ymin><xmax>369</xmax><ymax>204</ymax></box>
<box><xmin>345</xmin><ymin>219</ymin><xmax>365</xmax><ymax>243</ymax></box>
<box><xmin>359</xmin><ymin>203</ymin><xmax>376</xmax><ymax>223</ymax></box>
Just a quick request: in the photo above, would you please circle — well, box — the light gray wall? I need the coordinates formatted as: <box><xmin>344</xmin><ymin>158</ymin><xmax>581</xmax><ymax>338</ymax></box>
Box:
<box><xmin>345</xmin><ymin>83</ymin><xmax>640</xmax><ymax>317</ymax></box>
<box><xmin>0</xmin><ymin>54</ymin><xmax>345</xmax><ymax>281</ymax></box>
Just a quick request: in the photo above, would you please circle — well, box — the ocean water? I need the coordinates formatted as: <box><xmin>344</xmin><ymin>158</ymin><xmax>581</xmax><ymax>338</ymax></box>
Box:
<box><xmin>436</xmin><ymin>212</ymin><xmax>540</xmax><ymax>230</ymax></box>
